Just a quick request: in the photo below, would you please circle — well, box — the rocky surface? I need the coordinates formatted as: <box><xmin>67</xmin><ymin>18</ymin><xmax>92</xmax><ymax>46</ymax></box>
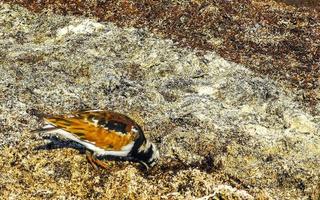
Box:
<box><xmin>0</xmin><ymin>3</ymin><xmax>319</xmax><ymax>200</ymax></box>
<box><xmin>4</xmin><ymin>0</ymin><xmax>320</xmax><ymax>110</ymax></box>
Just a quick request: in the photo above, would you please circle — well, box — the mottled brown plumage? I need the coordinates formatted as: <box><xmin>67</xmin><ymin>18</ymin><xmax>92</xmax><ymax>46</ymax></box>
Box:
<box><xmin>45</xmin><ymin>112</ymin><xmax>138</xmax><ymax>151</ymax></box>
<box><xmin>35</xmin><ymin>110</ymin><xmax>159</xmax><ymax>169</ymax></box>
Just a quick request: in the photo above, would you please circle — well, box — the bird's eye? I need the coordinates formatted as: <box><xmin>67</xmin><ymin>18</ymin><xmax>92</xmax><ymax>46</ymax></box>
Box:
<box><xmin>132</xmin><ymin>127</ymin><xmax>139</xmax><ymax>133</ymax></box>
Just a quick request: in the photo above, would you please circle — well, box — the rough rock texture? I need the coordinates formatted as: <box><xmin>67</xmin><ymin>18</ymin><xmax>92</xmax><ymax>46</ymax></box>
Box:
<box><xmin>0</xmin><ymin>3</ymin><xmax>319</xmax><ymax>200</ymax></box>
<box><xmin>3</xmin><ymin>0</ymin><xmax>320</xmax><ymax>110</ymax></box>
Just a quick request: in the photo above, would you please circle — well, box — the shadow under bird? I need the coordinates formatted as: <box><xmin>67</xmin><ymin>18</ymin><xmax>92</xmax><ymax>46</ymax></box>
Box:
<box><xmin>33</xmin><ymin>110</ymin><xmax>159</xmax><ymax>170</ymax></box>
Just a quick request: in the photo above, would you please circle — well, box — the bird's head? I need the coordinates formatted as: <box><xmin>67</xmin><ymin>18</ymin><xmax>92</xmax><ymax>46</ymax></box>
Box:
<box><xmin>133</xmin><ymin>140</ymin><xmax>159</xmax><ymax>170</ymax></box>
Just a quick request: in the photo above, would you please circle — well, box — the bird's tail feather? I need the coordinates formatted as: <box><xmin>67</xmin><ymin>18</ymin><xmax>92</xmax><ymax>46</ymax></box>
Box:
<box><xmin>30</xmin><ymin>124</ymin><xmax>58</xmax><ymax>133</ymax></box>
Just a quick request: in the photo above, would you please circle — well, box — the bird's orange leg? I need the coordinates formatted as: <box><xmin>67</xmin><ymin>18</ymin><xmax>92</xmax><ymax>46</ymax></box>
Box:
<box><xmin>92</xmin><ymin>157</ymin><xmax>109</xmax><ymax>169</ymax></box>
<box><xmin>86</xmin><ymin>151</ymin><xmax>98</xmax><ymax>170</ymax></box>
<box><xmin>86</xmin><ymin>151</ymin><xmax>109</xmax><ymax>169</ymax></box>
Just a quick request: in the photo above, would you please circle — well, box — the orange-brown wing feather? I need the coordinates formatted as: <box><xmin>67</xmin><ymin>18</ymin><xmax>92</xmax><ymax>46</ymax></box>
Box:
<box><xmin>45</xmin><ymin>111</ymin><xmax>137</xmax><ymax>151</ymax></box>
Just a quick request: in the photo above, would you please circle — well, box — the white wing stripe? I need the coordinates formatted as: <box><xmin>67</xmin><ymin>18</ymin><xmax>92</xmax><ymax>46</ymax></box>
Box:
<box><xmin>50</xmin><ymin>129</ymin><xmax>131</xmax><ymax>157</ymax></box>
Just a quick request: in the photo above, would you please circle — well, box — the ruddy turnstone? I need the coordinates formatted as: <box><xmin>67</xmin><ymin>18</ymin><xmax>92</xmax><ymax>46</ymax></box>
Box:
<box><xmin>34</xmin><ymin>110</ymin><xmax>159</xmax><ymax>169</ymax></box>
